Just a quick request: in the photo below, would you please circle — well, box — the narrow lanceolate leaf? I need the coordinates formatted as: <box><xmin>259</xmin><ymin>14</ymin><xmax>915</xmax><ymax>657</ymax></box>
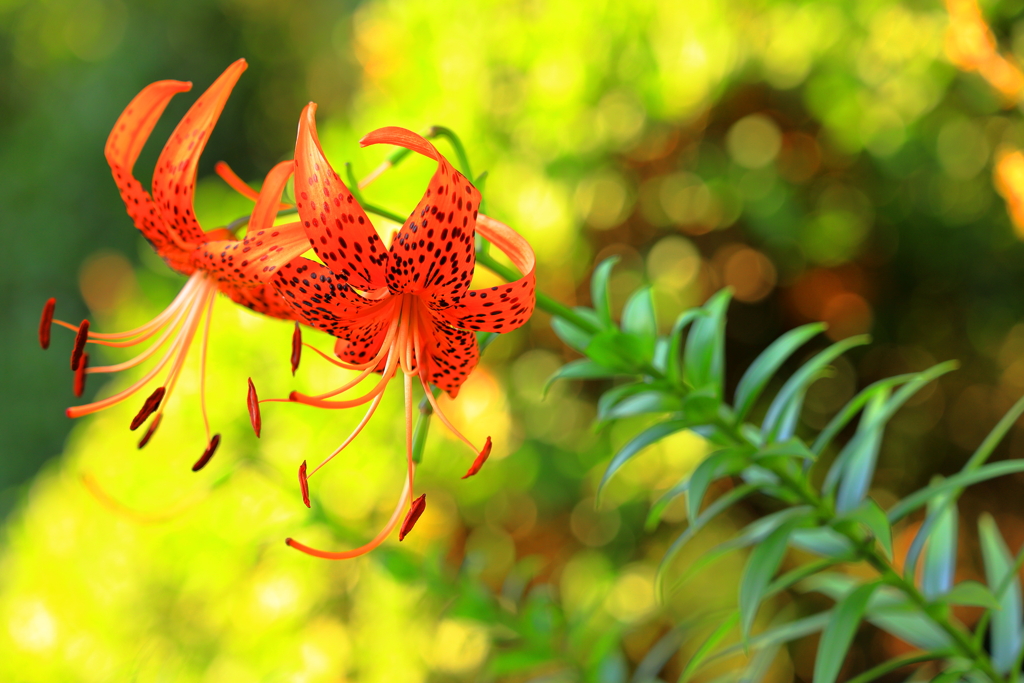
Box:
<box><xmin>887</xmin><ymin>460</ymin><xmax>1024</xmax><ymax>523</ymax></box>
<box><xmin>596</xmin><ymin>381</ymin><xmax>648</xmax><ymax>421</ymax></box>
<box><xmin>657</xmin><ymin>485</ymin><xmax>758</xmax><ymax>598</ymax></box>
<box><xmin>833</xmin><ymin>391</ymin><xmax>888</xmax><ymax>513</ymax></box>
<box><xmin>762</xmin><ymin>335</ymin><xmax>871</xmax><ymax>442</ymax></box>
<box><xmin>811</xmin><ymin>372</ymin><xmax>919</xmax><ymax>455</ymax></box>
<box><xmin>621</xmin><ymin>285</ymin><xmax>657</xmax><ymax>339</ymax></box>
<box><xmin>921</xmin><ymin>490</ymin><xmax>958</xmax><ymax>600</ymax></box>
<box><xmin>597</xmin><ymin>420</ymin><xmax>691</xmax><ymax>504</ymax></box>
<box><xmin>939</xmin><ymin>581</ymin><xmax>1002</xmax><ymax>610</ymax></box>
<box><xmin>678</xmin><ymin>613</ymin><xmax>739</xmax><ymax>683</ymax></box>
<box><xmin>739</xmin><ymin>517</ymin><xmax>806</xmax><ymax>638</ymax></box>
<box><xmin>966</xmin><ymin>390</ymin><xmax>1024</xmax><ymax>470</ymax></box>
<box><xmin>733</xmin><ymin>323</ymin><xmax>826</xmax><ymax>423</ymax></box>
<box><xmin>666</xmin><ymin>308</ymin><xmax>707</xmax><ymax>385</ymax></box>
<box><xmin>590</xmin><ymin>256</ymin><xmax>619</xmax><ymax>328</ymax></box>
<box><xmin>687</xmin><ymin>448</ymin><xmax>751</xmax><ymax>522</ymax></box>
<box><xmin>841</xmin><ymin>499</ymin><xmax>893</xmax><ymax>560</ymax></box>
<box><xmin>814</xmin><ymin>581</ymin><xmax>881</xmax><ymax>683</ymax></box>
<box><xmin>709</xmin><ymin>612</ymin><xmax>831</xmax><ymax>663</ymax></box>
<box><xmin>602</xmin><ymin>390</ymin><xmax>682</xmax><ymax>421</ymax></box>
<box><xmin>979</xmin><ymin>514</ymin><xmax>1023</xmax><ymax>674</ymax></box>
<box><xmin>646</xmin><ymin>476</ymin><xmax>689</xmax><ymax>531</ymax></box>
<box><xmin>542</xmin><ymin>360</ymin><xmax>623</xmax><ymax>396</ymax></box>
<box><xmin>551</xmin><ymin>315</ymin><xmax>594</xmax><ymax>353</ymax></box>
<box><xmin>683</xmin><ymin>290</ymin><xmax>731</xmax><ymax>396</ymax></box>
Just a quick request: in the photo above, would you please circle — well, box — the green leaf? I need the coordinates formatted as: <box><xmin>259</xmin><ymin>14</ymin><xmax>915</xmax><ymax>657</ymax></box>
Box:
<box><xmin>687</xmin><ymin>448</ymin><xmax>752</xmax><ymax>522</ymax></box>
<box><xmin>811</xmin><ymin>372</ymin><xmax>920</xmax><ymax>455</ymax></box>
<box><xmin>683</xmin><ymin>290</ymin><xmax>732</xmax><ymax>395</ymax></box>
<box><xmin>921</xmin><ymin>491</ymin><xmax>958</xmax><ymax>600</ymax></box>
<box><xmin>739</xmin><ymin>516</ymin><xmax>807</xmax><ymax>637</ymax></box>
<box><xmin>733</xmin><ymin>323</ymin><xmax>826</xmax><ymax>423</ymax></box>
<box><xmin>761</xmin><ymin>335</ymin><xmax>870</xmax><ymax>442</ymax></box>
<box><xmin>965</xmin><ymin>391</ymin><xmax>1024</xmax><ymax>470</ymax></box>
<box><xmin>887</xmin><ymin>460</ymin><xmax>1024</xmax><ymax>523</ymax></box>
<box><xmin>790</xmin><ymin>527</ymin><xmax>855</xmax><ymax>558</ymax></box>
<box><xmin>841</xmin><ymin>499</ymin><xmax>893</xmax><ymax>560</ymax></box>
<box><xmin>596</xmin><ymin>381</ymin><xmax>649</xmax><ymax>421</ymax></box>
<box><xmin>834</xmin><ymin>390</ymin><xmax>888</xmax><ymax>513</ymax></box>
<box><xmin>586</xmin><ymin>329</ymin><xmax>652</xmax><ymax>371</ymax></box>
<box><xmin>646</xmin><ymin>476</ymin><xmax>689</xmax><ymax>531</ymax></box>
<box><xmin>666</xmin><ymin>308</ymin><xmax>707</xmax><ymax>385</ymax></box>
<box><xmin>979</xmin><ymin>514</ymin><xmax>1023</xmax><ymax>674</ymax></box>
<box><xmin>678</xmin><ymin>613</ymin><xmax>739</xmax><ymax>683</ymax></box>
<box><xmin>711</xmin><ymin>612</ymin><xmax>831</xmax><ymax>662</ymax></box>
<box><xmin>657</xmin><ymin>485</ymin><xmax>759</xmax><ymax>597</ymax></box>
<box><xmin>814</xmin><ymin>581</ymin><xmax>881</xmax><ymax>683</ymax></box>
<box><xmin>543</xmin><ymin>360</ymin><xmax>623</xmax><ymax>396</ymax></box>
<box><xmin>590</xmin><ymin>256</ymin><xmax>619</xmax><ymax>329</ymax></box>
<box><xmin>621</xmin><ymin>285</ymin><xmax>657</xmax><ymax>340</ymax></box>
<box><xmin>598</xmin><ymin>420</ymin><xmax>691</xmax><ymax>504</ymax></box>
<box><xmin>940</xmin><ymin>581</ymin><xmax>1002</xmax><ymax>610</ymax></box>
<box><xmin>603</xmin><ymin>390</ymin><xmax>682</xmax><ymax>421</ymax></box>
<box><xmin>551</xmin><ymin>315</ymin><xmax>593</xmax><ymax>353</ymax></box>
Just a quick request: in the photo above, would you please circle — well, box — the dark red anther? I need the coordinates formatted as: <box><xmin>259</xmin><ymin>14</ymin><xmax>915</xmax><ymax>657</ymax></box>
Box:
<box><xmin>399</xmin><ymin>494</ymin><xmax>427</xmax><ymax>541</ymax></box>
<box><xmin>73</xmin><ymin>353</ymin><xmax>89</xmax><ymax>397</ymax></box>
<box><xmin>298</xmin><ymin>460</ymin><xmax>310</xmax><ymax>508</ymax></box>
<box><xmin>461</xmin><ymin>436</ymin><xmax>493</xmax><ymax>479</ymax></box>
<box><xmin>137</xmin><ymin>414</ymin><xmax>162</xmax><ymax>449</ymax></box>
<box><xmin>290</xmin><ymin>322</ymin><xmax>302</xmax><ymax>375</ymax></box>
<box><xmin>130</xmin><ymin>387</ymin><xmax>165</xmax><ymax>431</ymax></box>
<box><xmin>192</xmin><ymin>434</ymin><xmax>221</xmax><ymax>471</ymax></box>
<box><xmin>70</xmin><ymin>319</ymin><xmax>89</xmax><ymax>370</ymax></box>
<box><xmin>247</xmin><ymin>378</ymin><xmax>261</xmax><ymax>438</ymax></box>
<box><xmin>39</xmin><ymin>298</ymin><xmax>56</xmax><ymax>350</ymax></box>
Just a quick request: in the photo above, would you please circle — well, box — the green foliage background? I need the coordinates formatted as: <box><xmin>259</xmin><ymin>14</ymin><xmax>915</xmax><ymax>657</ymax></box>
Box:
<box><xmin>5</xmin><ymin>0</ymin><xmax>1024</xmax><ymax>680</ymax></box>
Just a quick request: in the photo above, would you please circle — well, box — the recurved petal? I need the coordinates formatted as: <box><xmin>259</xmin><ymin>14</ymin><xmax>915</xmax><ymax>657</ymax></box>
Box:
<box><xmin>105</xmin><ymin>80</ymin><xmax>195</xmax><ymax>271</ymax></box>
<box><xmin>421</xmin><ymin>316</ymin><xmax>479</xmax><ymax>397</ymax></box>
<box><xmin>105</xmin><ymin>80</ymin><xmax>192</xmax><ymax>173</ymax></box>
<box><xmin>295</xmin><ymin>103</ymin><xmax>388</xmax><ymax>291</ymax></box>
<box><xmin>361</xmin><ymin>127</ymin><xmax>480</xmax><ymax>303</ymax></box>
<box><xmin>220</xmin><ymin>282</ymin><xmax>298</xmax><ymax>321</ymax></box>
<box><xmin>152</xmin><ymin>59</ymin><xmax>247</xmax><ymax>246</ymax></box>
<box><xmin>430</xmin><ymin>214</ymin><xmax>536</xmax><ymax>333</ymax></box>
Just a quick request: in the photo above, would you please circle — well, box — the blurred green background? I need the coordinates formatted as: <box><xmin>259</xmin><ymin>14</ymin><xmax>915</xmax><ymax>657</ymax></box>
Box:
<box><xmin>6</xmin><ymin>0</ymin><xmax>1024</xmax><ymax>680</ymax></box>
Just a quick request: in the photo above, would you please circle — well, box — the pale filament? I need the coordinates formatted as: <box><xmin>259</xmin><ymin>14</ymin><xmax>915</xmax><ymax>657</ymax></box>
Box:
<box><xmin>66</xmin><ymin>276</ymin><xmax>217</xmax><ymax>418</ymax></box>
<box><xmin>87</xmin><ymin>287</ymin><xmax>198</xmax><ymax>374</ymax></box>
<box><xmin>54</xmin><ymin>273</ymin><xmax>203</xmax><ymax>344</ymax></box>
<box><xmin>198</xmin><ymin>292</ymin><xmax>215</xmax><ymax>441</ymax></box>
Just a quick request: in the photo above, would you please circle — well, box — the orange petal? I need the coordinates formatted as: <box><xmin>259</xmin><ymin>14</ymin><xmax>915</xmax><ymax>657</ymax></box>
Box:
<box><xmin>361</xmin><ymin>126</ymin><xmax>480</xmax><ymax>302</ymax></box>
<box><xmin>152</xmin><ymin>59</ymin><xmax>248</xmax><ymax>246</ymax></box>
<box><xmin>294</xmin><ymin>103</ymin><xmax>387</xmax><ymax>291</ymax></box>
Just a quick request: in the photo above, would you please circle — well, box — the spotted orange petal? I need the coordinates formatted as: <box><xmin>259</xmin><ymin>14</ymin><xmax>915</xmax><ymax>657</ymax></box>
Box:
<box><xmin>360</xmin><ymin>127</ymin><xmax>481</xmax><ymax>304</ymax></box>
<box><xmin>152</xmin><ymin>59</ymin><xmax>247</xmax><ymax>247</ymax></box>
<box><xmin>430</xmin><ymin>214</ymin><xmax>536</xmax><ymax>333</ymax></box>
<box><xmin>295</xmin><ymin>104</ymin><xmax>388</xmax><ymax>291</ymax></box>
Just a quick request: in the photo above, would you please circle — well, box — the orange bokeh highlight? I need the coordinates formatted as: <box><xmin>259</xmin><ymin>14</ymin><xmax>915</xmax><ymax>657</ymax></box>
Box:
<box><xmin>785</xmin><ymin>267</ymin><xmax>874</xmax><ymax>340</ymax></box>
<box><xmin>945</xmin><ymin>0</ymin><xmax>1024</xmax><ymax>103</ymax></box>
<box><xmin>995</xmin><ymin>148</ymin><xmax>1024</xmax><ymax>238</ymax></box>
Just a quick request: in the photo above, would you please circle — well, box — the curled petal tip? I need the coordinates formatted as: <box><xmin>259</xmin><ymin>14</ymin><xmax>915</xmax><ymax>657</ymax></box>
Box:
<box><xmin>192</xmin><ymin>434</ymin><xmax>221</xmax><ymax>471</ymax></box>
<box><xmin>461</xmin><ymin>437</ymin><xmax>493</xmax><ymax>479</ymax></box>
<box><xmin>73</xmin><ymin>353</ymin><xmax>89</xmax><ymax>398</ymax></box>
<box><xmin>39</xmin><ymin>298</ymin><xmax>55</xmax><ymax>350</ymax></box>
<box><xmin>130</xmin><ymin>386</ymin><xmax>166</xmax><ymax>431</ymax></box>
<box><xmin>247</xmin><ymin>378</ymin><xmax>261</xmax><ymax>438</ymax></box>
<box><xmin>299</xmin><ymin>460</ymin><xmax>310</xmax><ymax>508</ymax></box>
<box><xmin>70</xmin><ymin>319</ymin><xmax>90</xmax><ymax>371</ymax></box>
<box><xmin>399</xmin><ymin>494</ymin><xmax>427</xmax><ymax>541</ymax></box>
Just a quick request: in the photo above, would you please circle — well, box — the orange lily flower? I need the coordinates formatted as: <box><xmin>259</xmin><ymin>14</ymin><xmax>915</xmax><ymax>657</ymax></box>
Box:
<box><xmin>243</xmin><ymin>107</ymin><xmax>536</xmax><ymax>558</ymax></box>
<box><xmin>40</xmin><ymin>59</ymin><xmax>307</xmax><ymax>469</ymax></box>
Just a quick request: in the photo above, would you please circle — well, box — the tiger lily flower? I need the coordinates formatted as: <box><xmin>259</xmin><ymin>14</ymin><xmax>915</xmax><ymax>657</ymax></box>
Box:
<box><xmin>41</xmin><ymin>59</ymin><xmax>307</xmax><ymax>468</ymax></box>
<box><xmin>246</xmin><ymin>107</ymin><xmax>536</xmax><ymax>558</ymax></box>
